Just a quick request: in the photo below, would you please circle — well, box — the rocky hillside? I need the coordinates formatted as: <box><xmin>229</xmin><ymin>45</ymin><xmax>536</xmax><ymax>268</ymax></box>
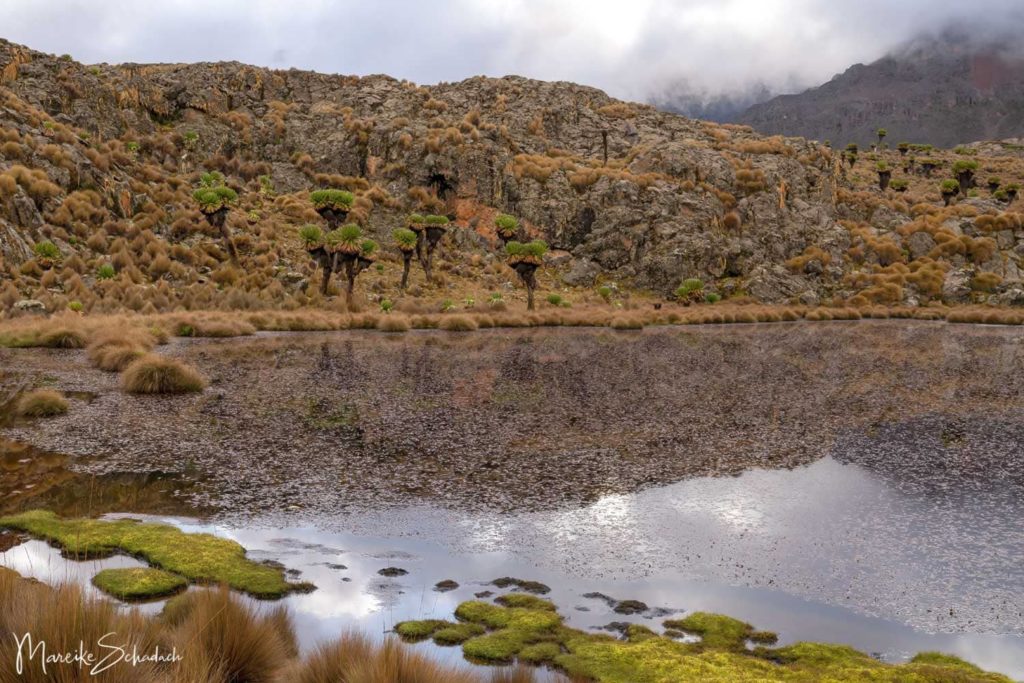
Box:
<box><xmin>740</xmin><ymin>30</ymin><xmax>1024</xmax><ymax>148</ymax></box>
<box><xmin>0</xmin><ymin>38</ymin><xmax>1023</xmax><ymax>314</ymax></box>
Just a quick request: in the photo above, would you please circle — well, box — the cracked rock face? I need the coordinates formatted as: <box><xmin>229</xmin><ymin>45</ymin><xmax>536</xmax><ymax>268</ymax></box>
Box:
<box><xmin>1</xmin><ymin>38</ymin><xmax>1022</xmax><ymax>304</ymax></box>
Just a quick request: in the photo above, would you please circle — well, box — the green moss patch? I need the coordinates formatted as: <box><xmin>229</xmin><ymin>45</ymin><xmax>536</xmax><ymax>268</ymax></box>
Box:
<box><xmin>495</xmin><ymin>592</ymin><xmax>557</xmax><ymax>611</ymax></box>
<box><xmin>394</xmin><ymin>619</ymin><xmax>486</xmax><ymax>646</ymax></box>
<box><xmin>439</xmin><ymin>598</ymin><xmax>1011</xmax><ymax>682</ymax></box>
<box><xmin>92</xmin><ymin>567</ymin><xmax>187</xmax><ymax>600</ymax></box>
<box><xmin>0</xmin><ymin>510</ymin><xmax>311</xmax><ymax>598</ymax></box>
<box><xmin>664</xmin><ymin>611</ymin><xmax>777</xmax><ymax>650</ymax></box>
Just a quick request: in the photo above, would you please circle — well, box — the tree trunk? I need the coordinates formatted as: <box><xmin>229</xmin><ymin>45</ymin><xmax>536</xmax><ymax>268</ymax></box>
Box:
<box><xmin>345</xmin><ymin>260</ymin><xmax>356</xmax><ymax>310</ymax></box>
<box><xmin>219</xmin><ymin>224</ymin><xmax>239</xmax><ymax>261</ymax></box>
<box><xmin>400</xmin><ymin>253</ymin><xmax>412</xmax><ymax>290</ymax></box>
<box><xmin>526</xmin><ymin>283</ymin><xmax>535</xmax><ymax>310</ymax></box>
<box><xmin>320</xmin><ymin>263</ymin><xmax>333</xmax><ymax>295</ymax></box>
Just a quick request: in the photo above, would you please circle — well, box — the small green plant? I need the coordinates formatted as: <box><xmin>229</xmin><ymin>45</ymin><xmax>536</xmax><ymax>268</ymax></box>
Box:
<box><xmin>407</xmin><ymin>213</ymin><xmax>426</xmax><ymax>227</ymax></box>
<box><xmin>183</xmin><ymin>131</ymin><xmax>199</xmax><ymax>144</ymax></box>
<box><xmin>676</xmin><ymin>278</ymin><xmax>704</xmax><ymax>298</ymax></box>
<box><xmin>940</xmin><ymin>179</ymin><xmax>960</xmax><ymax>206</ymax></box>
<box><xmin>546</xmin><ymin>293</ymin><xmax>563</xmax><ymax>306</ymax></box>
<box><xmin>441</xmin><ymin>299</ymin><xmax>455</xmax><ymax>312</ymax></box>
<box><xmin>68</xmin><ymin>300</ymin><xmax>83</xmax><ymax>312</ymax></box>
<box><xmin>494</xmin><ymin>213</ymin><xmax>518</xmax><ymax>239</ymax></box>
<box><xmin>704</xmin><ymin>292</ymin><xmax>721</xmax><ymax>304</ymax></box>
<box><xmin>953</xmin><ymin>145</ymin><xmax>977</xmax><ymax>156</ymax></box>
<box><xmin>994</xmin><ymin>188</ymin><xmax>1009</xmax><ymax>202</ymax></box>
<box><xmin>310</xmin><ymin>188</ymin><xmax>354</xmax><ymax>210</ymax></box>
<box><xmin>424</xmin><ymin>214</ymin><xmax>450</xmax><ymax>226</ymax></box>
<box><xmin>192</xmin><ymin>183</ymin><xmax>237</xmax><ymax>212</ymax></box>
<box><xmin>876</xmin><ymin>128</ymin><xmax>887</xmax><ymax>143</ymax></box>
<box><xmin>890</xmin><ymin>179</ymin><xmax>909</xmax><ymax>192</ymax></box>
<box><xmin>299</xmin><ymin>224</ymin><xmax>323</xmax><ymax>245</ymax></box>
<box><xmin>258</xmin><ymin>174</ymin><xmax>274</xmax><ymax>195</ymax></box>
<box><xmin>96</xmin><ymin>263</ymin><xmax>116</xmax><ymax>279</ymax></box>
<box><xmin>393</xmin><ymin>228</ymin><xmax>418</xmax><ymax>251</ymax></box>
<box><xmin>489</xmin><ymin>292</ymin><xmax>503</xmax><ymax>305</ymax></box>
<box><xmin>375</xmin><ymin>263</ymin><xmax>385</xmax><ymax>273</ymax></box>
<box><xmin>360</xmin><ymin>239</ymin><xmax>378</xmax><ymax>257</ymax></box>
<box><xmin>597</xmin><ymin>285</ymin><xmax>612</xmax><ymax>302</ymax></box>
<box><xmin>33</xmin><ymin>241</ymin><xmax>60</xmax><ymax>260</ymax></box>
<box><xmin>379</xmin><ymin>299</ymin><xmax>394</xmax><ymax>313</ymax></box>
<box><xmin>464</xmin><ymin>297</ymin><xmax>475</xmax><ymax>308</ymax></box>
<box><xmin>125</xmin><ymin>141</ymin><xmax>139</xmax><ymax>153</ymax></box>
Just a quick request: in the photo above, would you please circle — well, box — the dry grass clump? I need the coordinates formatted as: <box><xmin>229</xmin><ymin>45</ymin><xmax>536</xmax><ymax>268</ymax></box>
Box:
<box><xmin>15</xmin><ymin>389</ymin><xmax>68</xmax><ymax>417</ymax></box>
<box><xmin>439</xmin><ymin>314</ymin><xmax>479</xmax><ymax>332</ymax></box>
<box><xmin>87</xmin><ymin>329</ymin><xmax>156</xmax><ymax>371</ymax></box>
<box><xmin>165</xmin><ymin>588</ymin><xmax>293</xmax><ymax>683</ymax></box>
<box><xmin>171</xmin><ymin>315</ymin><xmax>256</xmax><ymax>337</ymax></box>
<box><xmin>292</xmin><ymin>633</ymin><xmax>480</xmax><ymax>683</ymax></box>
<box><xmin>947</xmin><ymin>307</ymin><xmax>1024</xmax><ymax>325</ymax></box>
<box><xmin>377</xmin><ymin>314</ymin><xmax>411</xmax><ymax>332</ymax></box>
<box><xmin>37</xmin><ymin>325</ymin><xmax>88</xmax><ymax>348</ymax></box>
<box><xmin>0</xmin><ymin>569</ymin><xmax>165</xmax><ymax>683</ymax></box>
<box><xmin>121</xmin><ymin>354</ymin><xmax>207</xmax><ymax>394</ymax></box>
<box><xmin>609</xmin><ymin>315</ymin><xmax>644</xmax><ymax>330</ymax></box>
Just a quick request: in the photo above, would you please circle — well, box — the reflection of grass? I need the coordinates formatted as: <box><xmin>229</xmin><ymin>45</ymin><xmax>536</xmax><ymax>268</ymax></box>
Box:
<box><xmin>397</xmin><ymin>598</ymin><xmax>1012</xmax><ymax>681</ymax></box>
<box><xmin>0</xmin><ymin>510</ymin><xmax>309</xmax><ymax>598</ymax></box>
<box><xmin>304</xmin><ymin>399</ymin><xmax>358</xmax><ymax>429</ymax></box>
<box><xmin>92</xmin><ymin>567</ymin><xmax>187</xmax><ymax>600</ymax></box>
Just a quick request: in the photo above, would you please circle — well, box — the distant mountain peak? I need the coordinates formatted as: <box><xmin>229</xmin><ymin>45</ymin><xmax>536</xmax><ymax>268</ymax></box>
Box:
<box><xmin>738</xmin><ymin>26</ymin><xmax>1024</xmax><ymax>147</ymax></box>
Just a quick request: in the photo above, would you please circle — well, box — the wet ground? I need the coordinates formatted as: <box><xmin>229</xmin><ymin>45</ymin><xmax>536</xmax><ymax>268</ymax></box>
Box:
<box><xmin>1</xmin><ymin>321</ymin><xmax>1023</xmax><ymax>677</ymax></box>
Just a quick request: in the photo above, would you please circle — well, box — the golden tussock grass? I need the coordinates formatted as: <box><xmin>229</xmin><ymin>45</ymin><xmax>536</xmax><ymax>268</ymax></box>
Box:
<box><xmin>377</xmin><ymin>314</ymin><xmax>411</xmax><ymax>332</ymax></box>
<box><xmin>439</xmin><ymin>314</ymin><xmax>479</xmax><ymax>332</ymax></box>
<box><xmin>15</xmin><ymin>389</ymin><xmax>68</xmax><ymax>417</ymax></box>
<box><xmin>121</xmin><ymin>354</ymin><xmax>207</xmax><ymax>394</ymax></box>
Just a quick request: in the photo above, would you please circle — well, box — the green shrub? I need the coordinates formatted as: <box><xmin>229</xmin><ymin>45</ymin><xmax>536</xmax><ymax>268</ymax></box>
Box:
<box><xmin>489</xmin><ymin>292</ymin><xmax>503</xmax><ymax>304</ymax></box>
<box><xmin>407</xmin><ymin>213</ymin><xmax>425</xmax><ymax>225</ymax></box>
<box><xmin>34</xmin><ymin>241</ymin><xmax>60</xmax><ymax>259</ymax></box>
<box><xmin>494</xmin><ymin>213</ymin><xmax>518</xmax><ymax>235</ymax></box>
<box><xmin>441</xmin><ymin>299</ymin><xmax>455</xmax><ymax>312</ymax></box>
<box><xmin>192</xmin><ymin>186</ymin><xmax>237</xmax><ymax>210</ymax></box>
<box><xmin>299</xmin><ymin>224</ymin><xmax>323</xmax><ymax>245</ymax></box>
<box><xmin>310</xmin><ymin>188</ymin><xmax>354</xmax><ymax>210</ymax></box>
<box><xmin>96</xmin><ymin>263</ymin><xmax>116</xmax><ymax>279</ymax></box>
<box><xmin>379</xmin><ymin>299</ymin><xmax>394</xmax><ymax>313</ymax></box>
<box><xmin>597</xmin><ymin>285</ymin><xmax>612</xmax><ymax>302</ymax></box>
<box><xmin>199</xmin><ymin>171</ymin><xmax>225</xmax><ymax>187</ymax></box>
<box><xmin>704</xmin><ymin>292</ymin><xmax>721</xmax><ymax>304</ymax></box>
<box><xmin>889</xmin><ymin>179</ymin><xmax>909</xmax><ymax>191</ymax></box>
<box><xmin>335</xmin><ymin>223</ymin><xmax>361</xmax><ymax>245</ymax></box>
<box><xmin>676</xmin><ymin>278</ymin><xmax>704</xmax><ymax>297</ymax></box>
<box><xmin>546</xmin><ymin>293</ymin><xmax>563</xmax><ymax>306</ymax></box>
<box><xmin>393</xmin><ymin>228</ymin><xmax>418</xmax><ymax>250</ymax></box>
<box><xmin>424</xmin><ymin>214</ymin><xmax>449</xmax><ymax>225</ymax></box>
<box><xmin>360</xmin><ymin>239</ymin><xmax>378</xmax><ymax>256</ymax></box>
<box><xmin>952</xmin><ymin>159</ymin><xmax>979</xmax><ymax>174</ymax></box>
<box><xmin>940</xmin><ymin>179</ymin><xmax>961</xmax><ymax>194</ymax></box>
<box><xmin>68</xmin><ymin>300</ymin><xmax>83</xmax><ymax>312</ymax></box>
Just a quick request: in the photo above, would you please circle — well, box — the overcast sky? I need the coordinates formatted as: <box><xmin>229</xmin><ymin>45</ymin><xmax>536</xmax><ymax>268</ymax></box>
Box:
<box><xmin>2</xmin><ymin>1</ymin><xmax>1022</xmax><ymax>103</ymax></box>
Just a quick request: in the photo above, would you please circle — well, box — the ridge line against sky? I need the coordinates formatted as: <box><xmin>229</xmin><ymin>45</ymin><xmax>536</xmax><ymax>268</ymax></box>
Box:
<box><xmin>2</xmin><ymin>0</ymin><xmax>1024</xmax><ymax>105</ymax></box>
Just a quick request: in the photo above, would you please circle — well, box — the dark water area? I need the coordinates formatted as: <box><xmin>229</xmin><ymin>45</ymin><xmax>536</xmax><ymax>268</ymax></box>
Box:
<box><xmin>1</xmin><ymin>321</ymin><xmax>1023</xmax><ymax>678</ymax></box>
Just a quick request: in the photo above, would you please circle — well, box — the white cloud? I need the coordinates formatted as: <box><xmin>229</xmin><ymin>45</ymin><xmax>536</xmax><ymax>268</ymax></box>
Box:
<box><xmin>1</xmin><ymin>0</ymin><xmax>1022</xmax><ymax>102</ymax></box>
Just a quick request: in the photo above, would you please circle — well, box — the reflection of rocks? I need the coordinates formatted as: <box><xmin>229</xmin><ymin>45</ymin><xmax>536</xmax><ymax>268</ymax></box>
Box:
<box><xmin>378</xmin><ymin>567</ymin><xmax>408</xmax><ymax>577</ymax></box>
<box><xmin>491</xmin><ymin>577</ymin><xmax>551</xmax><ymax>594</ymax></box>
<box><xmin>613</xmin><ymin>599</ymin><xmax>649</xmax><ymax>615</ymax></box>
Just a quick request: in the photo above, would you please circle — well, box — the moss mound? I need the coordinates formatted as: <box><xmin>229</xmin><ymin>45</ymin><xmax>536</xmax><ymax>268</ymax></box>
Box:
<box><xmin>92</xmin><ymin>567</ymin><xmax>187</xmax><ymax>600</ymax></box>
<box><xmin>0</xmin><ymin>510</ymin><xmax>309</xmax><ymax>598</ymax></box>
<box><xmin>402</xmin><ymin>598</ymin><xmax>1012</xmax><ymax>682</ymax></box>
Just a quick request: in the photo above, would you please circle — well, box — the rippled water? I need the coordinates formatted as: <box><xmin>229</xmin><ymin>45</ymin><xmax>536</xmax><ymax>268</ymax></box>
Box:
<box><xmin>5</xmin><ymin>451</ymin><xmax>1024</xmax><ymax>677</ymax></box>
